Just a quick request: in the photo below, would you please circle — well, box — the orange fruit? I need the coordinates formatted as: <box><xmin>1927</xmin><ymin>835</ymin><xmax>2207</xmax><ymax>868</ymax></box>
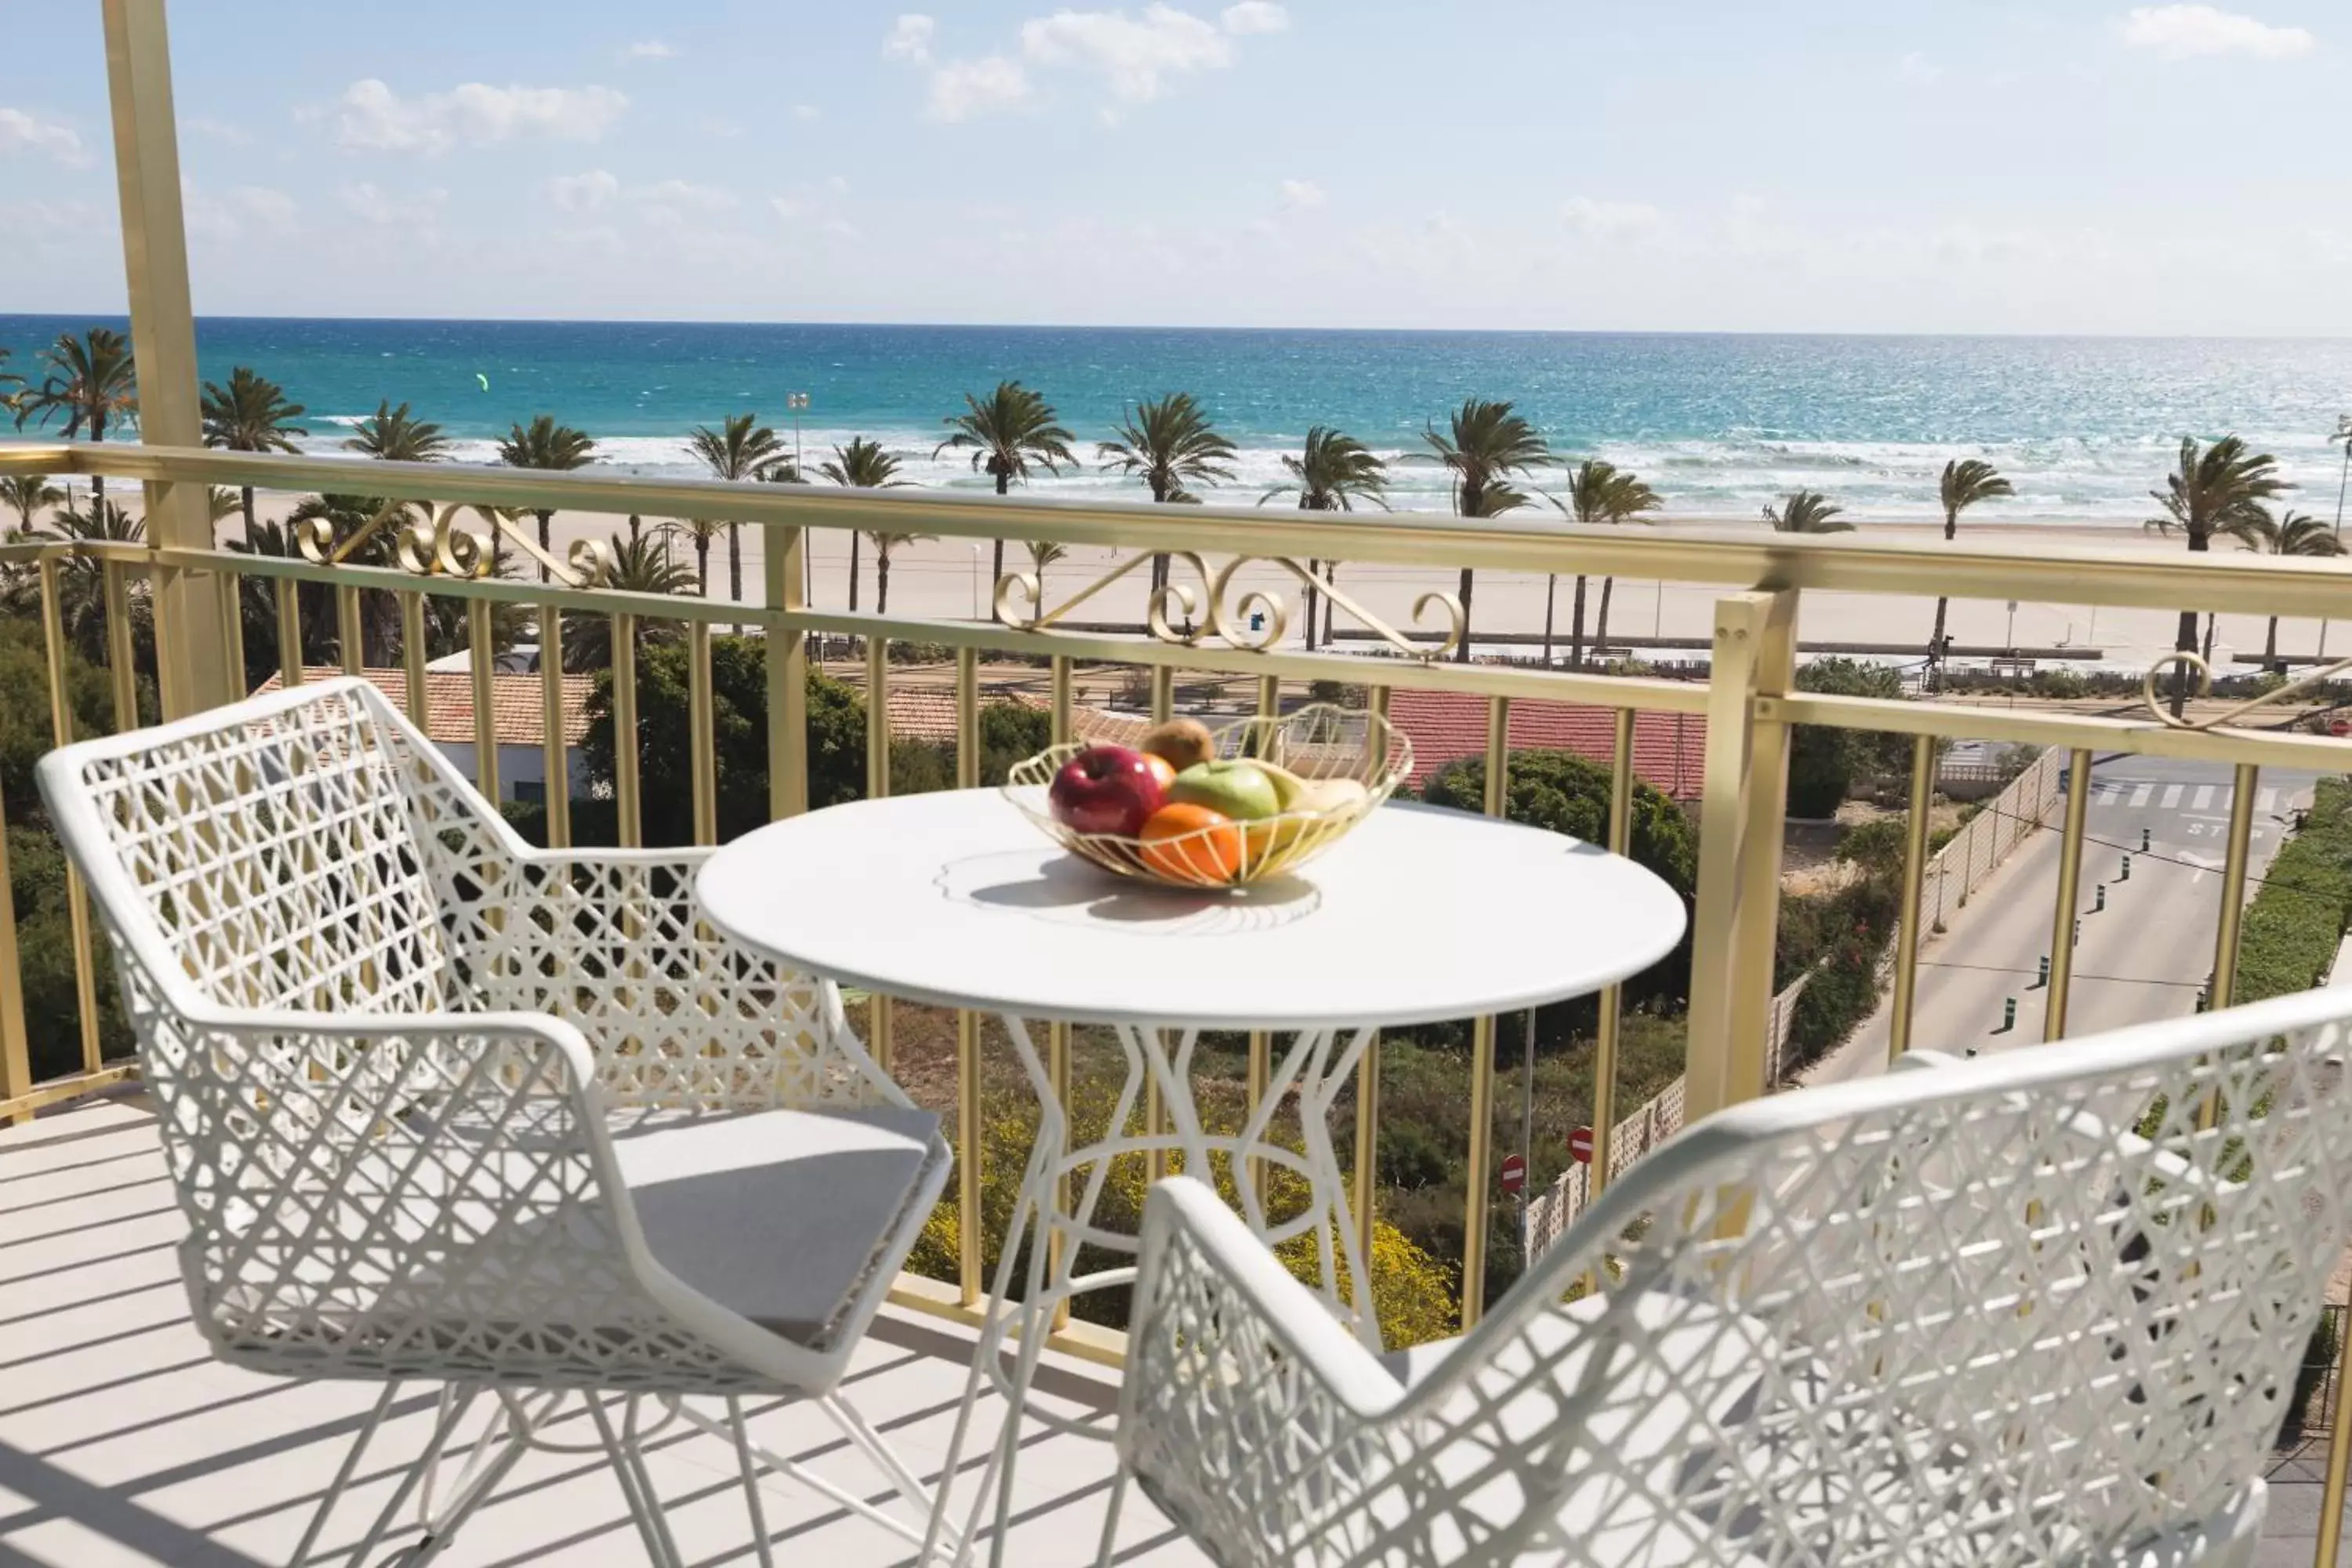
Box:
<box><xmin>1137</xmin><ymin>801</ymin><xmax>1244</xmax><ymax>885</ymax></box>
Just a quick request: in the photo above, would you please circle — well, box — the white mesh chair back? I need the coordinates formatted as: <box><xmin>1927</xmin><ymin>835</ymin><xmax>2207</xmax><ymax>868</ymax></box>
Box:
<box><xmin>1122</xmin><ymin>990</ymin><xmax>2352</xmax><ymax>1567</ymax></box>
<box><xmin>37</xmin><ymin>681</ymin><xmax>912</xmax><ymax>1396</ymax></box>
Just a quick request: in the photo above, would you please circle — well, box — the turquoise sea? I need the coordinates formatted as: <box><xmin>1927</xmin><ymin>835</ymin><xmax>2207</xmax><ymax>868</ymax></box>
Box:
<box><xmin>5</xmin><ymin>315</ymin><xmax>2349</xmax><ymax>524</ymax></box>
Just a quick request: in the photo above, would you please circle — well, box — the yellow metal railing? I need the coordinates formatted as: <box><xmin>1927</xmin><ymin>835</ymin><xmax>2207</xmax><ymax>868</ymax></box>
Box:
<box><xmin>9</xmin><ymin>431</ymin><xmax>2352</xmax><ymax>1545</ymax></box>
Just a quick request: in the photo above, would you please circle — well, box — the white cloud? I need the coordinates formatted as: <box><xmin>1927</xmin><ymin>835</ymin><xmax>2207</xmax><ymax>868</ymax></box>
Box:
<box><xmin>927</xmin><ymin>55</ymin><xmax>1033</xmax><ymax>120</ymax></box>
<box><xmin>0</xmin><ymin>107</ymin><xmax>87</xmax><ymax>165</ymax></box>
<box><xmin>794</xmin><ymin>103</ymin><xmax>822</xmax><ymax>121</ymax></box>
<box><xmin>1560</xmin><ymin>196</ymin><xmax>1665</xmax><ymax>239</ymax></box>
<box><xmin>2118</xmin><ymin>5</ymin><xmax>2314</xmax><ymax>60</ymax></box>
<box><xmin>183</xmin><ymin>182</ymin><xmax>298</xmax><ymax>241</ymax></box>
<box><xmin>632</xmin><ymin>178</ymin><xmax>737</xmax><ymax>216</ymax></box>
<box><xmin>548</xmin><ymin>172</ymin><xmax>735</xmax><ymax>223</ymax></box>
<box><xmin>1220</xmin><ymin>2</ymin><xmax>1288</xmax><ymax>34</ymax></box>
<box><xmin>625</xmin><ymin>40</ymin><xmax>677</xmax><ymax>60</ymax></box>
<box><xmin>1021</xmin><ymin>5</ymin><xmax>1233</xmax><ymax>103</ymax></box>
<box><xmin>337</xmin><ymin>182</ymin><xmax>448</xmax><ymax>226</ymax></box>
<box><xmin>1897</xmin><ymin>51</ymin><xmax>1943</xmax><ymax>83</ymax></box>
<box><xmin>884</xmin><ymin>15</ymin><xmax>937</xmax><ymax>64</ymax></box>
<box><xmin>182</xmin><ymin>115</ymin><xmax>254</xmax><ymax>147</ymax></box>
<box><xmin>1279</xmin><ymin>178</ymin><xmax>1326</xmax><ymax>209</ymax></box>
<box><xmin>320</xmin><ymin>79</ymin><xmax>628</xmax><ymax>154</ymax></box>
<box><xmin>546</xmin><ymin>169</ymin><xmax>621</xmax><ymax>212</ymax></box>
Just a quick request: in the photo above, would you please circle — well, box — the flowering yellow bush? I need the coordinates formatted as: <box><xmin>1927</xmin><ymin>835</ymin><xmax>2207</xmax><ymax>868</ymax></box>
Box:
<box><xmin>906</xmin><ymin>1082</ymin><xmax>1459</xmax><ymax>1349</ymax></box>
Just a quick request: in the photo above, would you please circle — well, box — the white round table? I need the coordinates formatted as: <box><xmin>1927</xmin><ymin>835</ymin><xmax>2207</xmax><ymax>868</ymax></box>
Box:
<box><xmin>695</xmin><ymin>788</ymin><xmax>1687</xmax><ymax>1566</ymax></box>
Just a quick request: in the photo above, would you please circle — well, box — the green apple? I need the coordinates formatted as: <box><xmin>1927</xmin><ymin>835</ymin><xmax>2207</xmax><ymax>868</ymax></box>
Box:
<box><xmin>1167</xmin><ymin>759</ymin><xmax>1283</xmax><ymax>822</ymax></box>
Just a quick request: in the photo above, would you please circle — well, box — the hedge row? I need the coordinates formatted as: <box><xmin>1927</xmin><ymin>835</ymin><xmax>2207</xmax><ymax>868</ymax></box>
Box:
<box><xmin>2233</xmin><ymin>777</ymin><xmax>2352</xmax><ymax>1004</ymax></box>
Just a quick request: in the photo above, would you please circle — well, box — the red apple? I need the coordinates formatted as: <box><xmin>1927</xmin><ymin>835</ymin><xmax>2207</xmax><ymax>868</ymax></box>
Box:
<box><xmin>1049</xmin><ymin>745</ymin><xmax>1167</xmax><ymax>837</ymax></box>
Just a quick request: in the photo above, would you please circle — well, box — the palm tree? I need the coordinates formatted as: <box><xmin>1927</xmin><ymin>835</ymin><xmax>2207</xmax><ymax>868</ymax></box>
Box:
<box><xmin>1553</xmin><ymin>459</ymin><xmax>1661</xmax><ymax>669</ymax></box>
<box><xmin>2147</xmin><ymin>436</ymin><xmax>2289</xmax><ymax>715</ymax></box>
<box><xmin>685</xmin><ymin>412</ymin><xmax>793</xmax><ymax>608</ymax></box>
<box><xmin>1261</xmin><ymin>426</ymin><xmax>1388</xmax><ymax>648</ymax></box>
<box><xmin>24</xmin><ymin>499</ymin><xmax>146</xmax><ymax>664</ymax></box>
<box><xmin>561</xmin><ymin>532</ymin><xmax>699</xmax><ymax>672</ymax></box>
<box><xmin>1590</xmin><ymin>468</ymin><xmax>1661</xmax><ymax>665</ymax></box>
<box><xmin>2</xmin><ymin>474</ymin><xmax>64</xmax><ymax>535</ymax></box>
<box><xmin>1926</xmin><ymin>459</ymin><xmax>2013</xmax><ymax>684</ymax></box>
<box><xmin>1098</xmin><ymin>396</ymin><xmax>1239</xmax><ymax>592</ymax></box>
<box><xmin>868</xmin><ymin>532</ymin><xmax>937</xmax><ymax>615</ymax></box>
<box><xmin>200</xmin><ymin>366</ymin><xmax>308</xmax><ymax>545</ymax></box>
<box><xmin>938</xmin><ymin>381</ymin><xmax>1077</xmax><ymax>606</ymax></box>
<box><xmin>1022</xmin><ymin>539</ymin><xmax>1068</xmax><ymax>599</ymax></box>
<box><xmin>1424</xmin><ymin>399</ymin><xmax>1554</xmax><ymax>662</ymax></box>
<box><xmin>13</xmin><ymin>327</ymin><xmax>137</xmax><ymax>515</ymax></box>
<box><xmin>1762</xmin><ymin>490</ymin><xmax>1852</xmax><ymax>534</ymax></box>
<box><xmin>344</xmin><ymin>399</ymin><xmax>451</xmax><ymax>463</ymax></box>
<box><xmin>2238</xmin><ymin>509</ymin><xmax>2345</xmax><ymax>671</ymax></box>
<box><xmin>496</xmin><ymin>416</ymin><xmax>598</xmax><ymax>581</ymax></box>
<box><xmin>820</xmin><ymin>437</ymin><xmax>912</xmax><ymax>612</ymax></box>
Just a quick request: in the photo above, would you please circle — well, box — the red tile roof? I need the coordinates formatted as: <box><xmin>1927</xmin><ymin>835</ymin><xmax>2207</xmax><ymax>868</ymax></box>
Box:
<box><xmin>1385</xmin><ymin>688</ymin><xmax>1707</xmax><ymax>800</ymax></box>
<box><xmin>887</xmin><ymin>687</ymin><xmax>1132</xmax><ymax>746</ymax></box>
<box><xmin>252</xmin><ymin>668</ymin><xmax>594</xmax><ymax>750</ymax></box>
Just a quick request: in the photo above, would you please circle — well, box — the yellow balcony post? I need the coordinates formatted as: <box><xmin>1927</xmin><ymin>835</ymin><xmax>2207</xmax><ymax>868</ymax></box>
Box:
<box><xmin>1684</xmin><ymin>590</ymin><xmax>1798</xmax><ymax>1122</ymax></box>
<box><xmin>100</xmin><ymin>0</ymin><xmax>236</xmax><ymax>718</ymax></box>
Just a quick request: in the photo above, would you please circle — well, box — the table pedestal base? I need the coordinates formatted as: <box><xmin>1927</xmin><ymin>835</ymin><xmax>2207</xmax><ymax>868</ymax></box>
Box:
<box><xmin>923</xmin><ymin>1017</ymin><xmax>1380</xmax><ymax>1568</ymax></box>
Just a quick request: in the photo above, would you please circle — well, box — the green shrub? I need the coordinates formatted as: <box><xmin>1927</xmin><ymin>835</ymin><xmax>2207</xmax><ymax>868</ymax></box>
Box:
<box><xmin>1786</xmin><ymin>731</ymin><xmax>1851</xmax><ymax>818</ymax></box>
<box><xmin>2233</xmin><ymin>777</ymin><xmax>2352</xmax><ymax>1004</ymax></box>
<box><xmin>1420</xmin><ymin>748</ymin><xmax>1697</xmax><ymax>1014</ymax></box>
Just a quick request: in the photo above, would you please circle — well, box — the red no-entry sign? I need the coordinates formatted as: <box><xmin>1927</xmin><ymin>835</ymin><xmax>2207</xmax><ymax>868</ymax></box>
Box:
<box><xmin>1499</xmin><ymin>1153</ymin><xmax>1527</xmax><ymax>1195</ymax></box>
<box><xmin>1569</xmin><ymin>1126</ymin><xmax>1595</xmax><ymax>1165</ymax></box>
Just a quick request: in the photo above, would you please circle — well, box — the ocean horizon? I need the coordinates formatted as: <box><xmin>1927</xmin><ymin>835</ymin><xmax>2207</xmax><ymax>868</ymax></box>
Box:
<box><xmin>5</xmin><ymin>314</ymin><xmax>2349</xmax><ymax>525</ymax></box>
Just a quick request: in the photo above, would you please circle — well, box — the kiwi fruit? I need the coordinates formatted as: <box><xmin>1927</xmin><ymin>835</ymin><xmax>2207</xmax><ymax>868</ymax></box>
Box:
<box><xmin>1141</xmin><ymin>717</ymin><xmax>1216</xmax><ymax>771</ymax></box>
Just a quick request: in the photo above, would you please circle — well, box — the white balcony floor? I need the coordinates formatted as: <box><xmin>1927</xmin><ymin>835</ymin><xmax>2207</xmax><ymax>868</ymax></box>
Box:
<box><xmin>0</xmin><ymin>1098</ymin><xmax>1203</xmax><ymax>1568</ymax></box>
<box><xmin>8</xmin><ymin>1094</ymin><xmax>2348</xmax><ymax>1567</ymax></box>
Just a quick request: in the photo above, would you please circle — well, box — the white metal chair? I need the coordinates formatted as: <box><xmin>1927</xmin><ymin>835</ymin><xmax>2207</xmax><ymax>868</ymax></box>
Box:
<box><xmin>1115</xmin><ymin>995</ymin><xmax>2352</xmax><ymax>1567</ymax></box>
<box><xmin>38</xmin><ymin>677</ymin><xmax>954</xmax><ymax>1567</ymax></box>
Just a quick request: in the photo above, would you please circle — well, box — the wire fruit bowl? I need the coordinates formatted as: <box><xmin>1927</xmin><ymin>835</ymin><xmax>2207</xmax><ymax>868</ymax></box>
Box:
<box><xmin>1004</xmin><ymin>706</ymin><xmax>1412</xmax><ymax>889</ymax></box>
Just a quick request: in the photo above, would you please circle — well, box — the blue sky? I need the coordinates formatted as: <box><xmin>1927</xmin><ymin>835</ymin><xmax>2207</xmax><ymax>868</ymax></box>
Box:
<box><xmin>2</xmin><ymin>2</ymin><xmax>2346</xmax><ymax>333</ymax></box>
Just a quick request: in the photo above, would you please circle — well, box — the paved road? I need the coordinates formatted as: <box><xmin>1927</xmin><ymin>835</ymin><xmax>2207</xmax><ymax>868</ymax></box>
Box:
<box><xmin>1813</xmin><ymin>757</ymin><xmax>2321</xmax><ymax>1083</ymax></box>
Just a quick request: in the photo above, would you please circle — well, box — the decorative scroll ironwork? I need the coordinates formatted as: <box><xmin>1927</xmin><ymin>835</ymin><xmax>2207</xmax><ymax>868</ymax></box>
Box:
<box><xmin>994</xmin><ymin>550</ymin><xmax>1463</xmax><ymax>660</ymax></box>
<box><xmin>2143</xmin><ymin>648</ymin><xmax>2352</xmax><ymax>731</ymax></box>
<box><xmin>296</xmin><ymin>500</ymin><xmax>613</xmax><ymax>590</ymax></box>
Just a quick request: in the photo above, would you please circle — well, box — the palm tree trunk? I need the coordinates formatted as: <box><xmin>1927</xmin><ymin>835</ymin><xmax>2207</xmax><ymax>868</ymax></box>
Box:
<box><xmin>1541</xmin><ymin>575</ymin><xmax>1556</xmax><ymax>668</ymax></box>
<box><xmin>1570</xmin><ymin>575</ymin><xmax>1588</xmax><ymax>670</ymax></box>
<box><xmin>1323</xmin><ymin>563</ymin><xmax>1339</xmax><ymax>647</ymax></box>
<box><xmin>848</xmin><ymin>532</ymin><xmax>862</xmax><ymax>613</ymax></box>
<box><xmin>1303</xmin><ymin>559</ymin><xmax>1321</xmax><ymax>652</ymax></box>
<box><xmin>696</xmin><ymin>535</ymin><xmax>712</xmax><ymax>596</ymax></box>
<box><xmin>2202</xmin><ymin>612</ymin><xmax>2217</xmax><ymax>663</ymax></box>
<box><xmin>1595</xmin><ymin>575</ymin><xmax>1617</xmax><ymax>660</ymax></box>
<box><xmin>628</xmin><ymin>514</ymin><xmax>641</xmax><ymax>546</ymax></box>
<box><xmin>241</xmin><ymin>485</ymin><xmax>258</xmax><ymax>548</ymax></box>
<box><xmin>728</xmin><ymin>523</ymin><xmax>743</xmax><ymax>607</ymax></box>
<box><xmin>537</xmin><ymin>511</ymin><xmax>553</xmax><ymax>583</ymax></box>
<box><xmin>89</xmin><ymin>418</ymin><xmax>106</xmax><ymax>517</ymax></box>
<box><xmin>992</xmin><ymin>539</ymin><xmax>1006</xmax><ymax>621</ymax></box>
<box><xmin>1455</xmin><ymin>567</ymin><xmax>1474</xmax><ymax>664</ymax></box>
<box><xmin>877</xmin><ymin>550</ymin><xmax>891</xmax><ymax>615</ymax></box>
<box><xmin>2264</xmin><ymin>615</ymin><xmax>2281</xmax><ymax>672</ymax></box>
<box><xmin>1928</xmin><ymin>597</ymin><xmax>1951</xmax><ymax>690</ymax></box>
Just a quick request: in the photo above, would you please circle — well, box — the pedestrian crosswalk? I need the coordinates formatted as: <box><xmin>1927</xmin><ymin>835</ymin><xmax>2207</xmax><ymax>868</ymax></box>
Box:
<box><xmin>2081</xmin><ymin>779</ymin><xmax>2278</xmax><ymax>814</ymax></box>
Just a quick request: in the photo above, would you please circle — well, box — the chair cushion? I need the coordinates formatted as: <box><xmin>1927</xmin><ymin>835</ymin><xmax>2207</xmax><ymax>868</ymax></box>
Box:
<box><xmin>606</xmin><ymin>1105</ymin><xmax>946</xmax><ymax>1352</ymax></box>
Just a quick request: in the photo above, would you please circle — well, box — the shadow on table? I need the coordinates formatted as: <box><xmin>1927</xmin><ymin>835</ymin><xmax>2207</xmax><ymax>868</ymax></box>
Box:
<box><xmin>944</xmin><ymin>851</ymin><xmax>1323</xmax><ymax>936</ymax></box>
